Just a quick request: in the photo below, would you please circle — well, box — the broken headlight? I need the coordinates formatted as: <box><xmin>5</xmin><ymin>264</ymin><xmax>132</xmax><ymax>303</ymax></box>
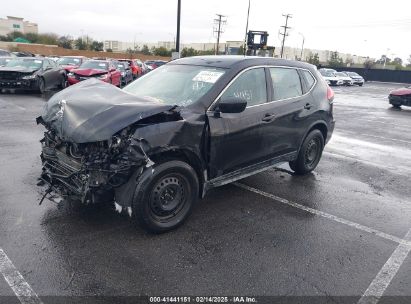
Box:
<box><xmin>22</xmin><ymin>74</ymin><xmax>36</xmax><ymax>80</ymax></box>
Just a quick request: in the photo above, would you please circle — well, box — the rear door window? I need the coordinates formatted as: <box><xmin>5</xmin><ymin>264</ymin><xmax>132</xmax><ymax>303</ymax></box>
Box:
<box><xmin>269</xmin><ymin>68</ymin><xmax>303</xmax><ymax>101</ymax></box>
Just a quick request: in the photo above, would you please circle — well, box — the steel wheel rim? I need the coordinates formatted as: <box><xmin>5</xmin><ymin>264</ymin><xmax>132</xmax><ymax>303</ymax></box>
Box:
<box><xmin>149</xmin><ymin>173</ymin><xmax>188</xmax><ymax>222</ymax></box>
<box><xmin>304</xmin><ymin>138</ymin><xmax>320</xmax><ymax>167</ymax></box>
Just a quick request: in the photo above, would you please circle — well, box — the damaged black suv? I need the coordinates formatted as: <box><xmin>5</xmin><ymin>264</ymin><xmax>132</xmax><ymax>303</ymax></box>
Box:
<box><xmin>37</xmin><ymin>56</ymin><xmax>335</xmax><ymax>233</ymax></box>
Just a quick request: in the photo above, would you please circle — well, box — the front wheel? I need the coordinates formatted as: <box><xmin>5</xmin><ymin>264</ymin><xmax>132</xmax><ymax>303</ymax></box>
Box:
<box><xmin>132</xmin><ymin>160</ymin><xmax>199</xmax><ymax>233</ymax></box>
<box><xmin>289</xmin><ymin>129</ymin><xmax>324</xmax><ymax>175</ymax></box>
<box><xmin>59</xmin><ymin>76</ymin><xmax>68</xmax><ymax>89</ymax></box>
<box><xmin>38</xmin><ymin>77</ymin><xmax>46</xmax><ymax>93</ymax></box>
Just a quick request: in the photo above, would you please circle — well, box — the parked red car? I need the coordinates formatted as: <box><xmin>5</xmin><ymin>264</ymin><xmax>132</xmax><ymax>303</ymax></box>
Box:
<box><xmin>389</xmin><ymin>85</ymin><xmax>411</xmax><ymax>109</ymax></box>
<box><xmin>57</xmin><ymin>56</ymin><xmax>88</xmax><ymax>72</ymax></box>
<box><xmin>67</xmin><ymin>60</ymin><xmax>121</xmax><ymax>86</ymax></box>
<box><xmin>118</xmin><ymin>59</ymin><xmax>142</xmax><ymax>79</ymax></box>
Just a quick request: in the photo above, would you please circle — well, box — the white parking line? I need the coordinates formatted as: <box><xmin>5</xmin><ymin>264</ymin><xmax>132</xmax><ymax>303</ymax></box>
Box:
<box><xmin>234</xmin><ymin>183</ymin><xmax>411</xmax><ymax>247</ymax></box>
<box><xmin>343</xmin><ymin>118</ymin><xmax>409</xmax><ymax>129</ymax></box>
<box><xmin>339</xmin><ymin>131</ymin><xmax>411</xmax><ymax>145</ymax></box>
<box><xmin>0</xmin><ymin>248</ymin><xmax>43</xmax><ymax>304</ymax></box>
<box><xmin>323</xmin><ymin>151</ymin><xmax>411</xmax><ymax>177</ymax></box>
<box><xmin>357</xmin><ymin>228</ymin><xmax>411</xmax><ymax>304</ymax></box>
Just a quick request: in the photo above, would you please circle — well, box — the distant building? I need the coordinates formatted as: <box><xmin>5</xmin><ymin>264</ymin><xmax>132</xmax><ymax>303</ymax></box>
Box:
<box><xmin>0</xmin><ymin>16</ymin><xmax>38</xmax><ymax>36</ymax></box>
<box><xmin>277</xmin><ymin>46</ymin><xmax>372</xmax><ymax>65</ymax></box>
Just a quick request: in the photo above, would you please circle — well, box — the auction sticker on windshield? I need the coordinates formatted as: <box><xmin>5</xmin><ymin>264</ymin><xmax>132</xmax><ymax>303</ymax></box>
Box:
<box><xmin>193</xmin><ymin>70</ymin><xmax>224</xmax><ymax>83</ymax></box>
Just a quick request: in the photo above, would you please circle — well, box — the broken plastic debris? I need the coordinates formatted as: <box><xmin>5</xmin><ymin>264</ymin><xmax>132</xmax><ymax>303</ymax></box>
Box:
<box><xmin>146</xmin><ymin>158</ymin><xmax>155</xmax><ymax>168</ymax></box>
<box><xmin>114</xmin><ymin>202</ymin><xmax>123</xmax><ymax>213</ymax></box>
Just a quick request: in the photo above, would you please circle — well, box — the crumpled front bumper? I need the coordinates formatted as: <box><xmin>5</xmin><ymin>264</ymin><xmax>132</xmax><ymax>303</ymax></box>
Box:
<box><xmin>0</xmin><ymin>78</ymin><xmax>38</xmax><ymax>90</ymax></box>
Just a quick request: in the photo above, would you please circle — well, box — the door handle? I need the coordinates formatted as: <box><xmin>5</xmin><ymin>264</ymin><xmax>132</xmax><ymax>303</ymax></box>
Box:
<box><xmin>304</xmin><ymin>103</ymin><xmax>312</xmax><ymax>110</ymax></box>
<box><xmin>262</xmin><ymin>113</ymin><xmax>276</xmax><ymax>122</ymax></box>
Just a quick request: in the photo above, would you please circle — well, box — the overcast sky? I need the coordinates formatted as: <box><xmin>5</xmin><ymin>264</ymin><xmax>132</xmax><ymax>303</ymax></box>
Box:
<box><xmin>4</xmin><ymin>0</ymin><xmax>411</xmax><ymax>61</ymax></box>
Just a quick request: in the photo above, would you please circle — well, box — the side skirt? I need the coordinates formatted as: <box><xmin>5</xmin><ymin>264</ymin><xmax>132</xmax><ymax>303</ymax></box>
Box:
<box><xmin>202</xmin><ymin>151</ymin><xmax>297</xmax><ymax>196</ymax></box>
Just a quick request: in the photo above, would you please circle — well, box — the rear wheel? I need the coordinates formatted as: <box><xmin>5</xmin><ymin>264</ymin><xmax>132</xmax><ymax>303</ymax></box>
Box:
<box><xmin>132</xmin><ymin>160</ymin><xmax>199</xmax><ymax>233</ymax></box>
<box><xmin>289</xmin><ymin>129</ymin><xmax>324</xmax><ymax>175</ymax></box>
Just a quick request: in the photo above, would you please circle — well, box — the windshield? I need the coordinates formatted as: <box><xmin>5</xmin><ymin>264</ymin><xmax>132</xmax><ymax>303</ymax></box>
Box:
<box><xmin>114</xmin><ymin>63</ymin><xmax>125</xmax><ymax>71</ymax></box>
<box><xmin>5</xmin><ymin>58</ymin><xmax>43</xmax><ymax>69</ymax></box>
<box><xmin>335</xmin><ymin>72</ymin><xmax>346</xmax><ymax>77</ymax></box>
<box><xmin>58</xmin><ymin>57</ymin><xmax>82</xmax><ymax>66</ymax></box>
<box><xmin>347</xmin><ymin>72</ymin><xmax>359</xmax><ymax>77</ymax></box>
<box><xmin>123</xmin><ymin>65</ymin><xmax>225</xmax><ymax>106</ymax></box>
<box><xmin>79</xmin><ymin>61</ymin><xmax>108</xmax><ymax>70</ymax></box>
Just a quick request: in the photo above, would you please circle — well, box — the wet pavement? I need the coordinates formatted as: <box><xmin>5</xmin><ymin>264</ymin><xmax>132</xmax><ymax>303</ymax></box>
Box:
<box><xmin>0</xmin><ymin>82</ymin><xmax>410</xmax><ymax>303</ymax></box>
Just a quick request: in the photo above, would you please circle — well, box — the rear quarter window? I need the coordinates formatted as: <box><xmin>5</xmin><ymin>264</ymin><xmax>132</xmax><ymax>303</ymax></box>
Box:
<box><xmin>302</xmin><ymin>70</ymin><xmax>316</xmax><ymax>90</ymax></box>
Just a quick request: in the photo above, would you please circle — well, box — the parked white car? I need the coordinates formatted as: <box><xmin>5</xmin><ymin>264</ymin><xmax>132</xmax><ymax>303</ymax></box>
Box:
<box><xmin>319</xmin><ymin>70</ymin><xmax>343</xmax><ymax>86</ymax></box>
<box><xmin>335</xmin><ymin>72</ymin><xmax>353</xmax><ymax>86</ymax></box>
<box><xmin>342</xmin><ymin>71</ymin><xmax>365</xmax><ymax>86</ymax></box>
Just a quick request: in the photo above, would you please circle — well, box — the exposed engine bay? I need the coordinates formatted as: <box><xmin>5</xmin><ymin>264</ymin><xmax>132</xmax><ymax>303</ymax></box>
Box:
<box><xmin>39</xmin><ymin>120</ymin><xmax>156</xmax><ymax>204</ymax></box>
<box><xmin>36</xmin><ymin>79</ymin><xmax>187</xmax><ymax>206</ymax></box>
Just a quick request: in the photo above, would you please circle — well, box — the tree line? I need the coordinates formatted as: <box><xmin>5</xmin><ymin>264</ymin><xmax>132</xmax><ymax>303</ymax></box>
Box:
<box><xmin>307</xmin><ymin>51</ymin><xmax>411</xmax><ymax>70</ymax></box>
<box><xmin>0</xmin><ymin>31</ymin><xmax>105</xmax><ymax>52</ymax></box>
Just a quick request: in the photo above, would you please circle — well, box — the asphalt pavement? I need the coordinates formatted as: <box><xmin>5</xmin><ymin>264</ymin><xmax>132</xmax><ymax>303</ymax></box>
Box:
<box><xmin>0</xmin><ymin>82</ymin><xmax>410</xmax><ymax>304</ymax></box>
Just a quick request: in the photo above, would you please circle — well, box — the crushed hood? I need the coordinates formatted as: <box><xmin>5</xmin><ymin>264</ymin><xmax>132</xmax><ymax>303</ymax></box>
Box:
<box><xmin>40</xmin><ymin>78</ymin><xmax>177</xmax><ymax>143</ymax></box>
<box><xmin>61</xmin><ymin>65</ymin><xmax>79</xmax><ymax>71</ymax></box>
<box><xmin>72</xmin><ymin>68</ymin><xmax>108</xmax><ymax>76</ymax></box>
<box><xmin>0</xmin><ymin>66</ymin><xmax>38</xmax><ymax>73</ymax></box>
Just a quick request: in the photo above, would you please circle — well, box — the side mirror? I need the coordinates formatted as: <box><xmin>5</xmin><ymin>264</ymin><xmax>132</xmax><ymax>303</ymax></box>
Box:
<box><xmin>217</xmin><ymin>97</ymin><xmax>247</xmax><ymax>114</ymax></box>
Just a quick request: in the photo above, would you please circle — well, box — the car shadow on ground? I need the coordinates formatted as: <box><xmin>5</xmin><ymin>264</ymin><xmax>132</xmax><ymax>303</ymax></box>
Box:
<box><xmin>387</xmin><ymin>106</ymin><xmax>411</xmax><ymax>114</ymax></box>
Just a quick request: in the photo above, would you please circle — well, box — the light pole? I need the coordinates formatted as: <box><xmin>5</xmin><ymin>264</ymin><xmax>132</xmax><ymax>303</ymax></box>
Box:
<box><xmin>243</xmin><ymin>0</ymin><xmax>251</xmax><ymax>56</ymax></box>
<box><xmin>176</xmin><ymin>0</ymin><xmax>181</xmax><ymax>55</ymax></box>
<box><xmin>298</xmin><ymin>32</ymin><xmax>305</xmax><ymax>61</ymax></box>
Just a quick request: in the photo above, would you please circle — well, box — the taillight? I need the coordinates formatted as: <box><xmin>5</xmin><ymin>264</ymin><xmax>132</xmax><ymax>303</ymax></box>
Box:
<box><xmin>327</xmin><ymin>86</ymin><xmax>334</xmax><ymax>102</ymax></box>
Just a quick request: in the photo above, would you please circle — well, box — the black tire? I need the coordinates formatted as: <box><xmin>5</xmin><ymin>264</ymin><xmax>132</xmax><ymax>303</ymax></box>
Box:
<box><xmin>289</xmin><ymin>129</ymin><xmax>324</xmax><ymax>175</ymax></box>
<box><xmin>359</xmin><ymin>83</ymin><xmax>363</xmax><ymax>87</ymax></box>
<box><xmin>38</xmin><ymin>77</ymin><xmax>46</xmax><ymax>93</ymax></box>
<box><xmin>392</xmin><ymin>104</ymin><xmax>401</xmax><ymax>109</ymax></box>
<box><xmin>132</xmin><ymin>160</ymin><xmax>199</xmax><ymax>233</ymax></box>
<box><xmin>59</xmin><ymin>75</ymin><xmax>68</xmax><ymax>89</ymax></box>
